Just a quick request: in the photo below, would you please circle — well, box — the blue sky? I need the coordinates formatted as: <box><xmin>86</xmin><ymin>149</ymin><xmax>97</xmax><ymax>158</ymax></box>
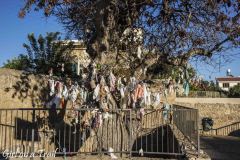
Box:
<box><xmin>0</xmin><ymin>0</ymin><xmax>64</xmax><ymax>65</ymax></box>
<box><xmin>0</xmin><ymin>0</ymin><xmax>240</xmax><ymax>81</ymax></box>
<box><xmin>190</xmin><ymin>52</ymin><xmax>240</xmax><ymax>80</ymax></box>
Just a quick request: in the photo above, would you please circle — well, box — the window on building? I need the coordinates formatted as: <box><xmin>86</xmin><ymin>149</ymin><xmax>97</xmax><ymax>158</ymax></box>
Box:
<box><xmin>223</xmin><ymin>83</ymin><xmax>229</xmax><ymax>88</ymax></box>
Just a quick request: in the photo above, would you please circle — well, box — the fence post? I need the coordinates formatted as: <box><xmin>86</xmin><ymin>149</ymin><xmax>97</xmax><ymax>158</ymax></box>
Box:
<box><xmin>31</xmin><ymin>108</ymin><xmax>35</xmax><ymax>159</ymax></box>
<box><xmin>197</xmin><ymin>109</ymin><xmax>200</xmax><ymax>157</ymax></box>
<box><xmin>129</xmin><ymin>109</ymin><xmax>132</xmax><ymax>158</ymax></box>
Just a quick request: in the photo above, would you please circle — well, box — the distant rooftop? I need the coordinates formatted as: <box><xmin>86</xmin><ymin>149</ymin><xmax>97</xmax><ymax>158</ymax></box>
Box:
<box><xmin>60</xmin><ymin>40</ymin><xmax>84</xmax><ymax>43</ymax></box>
<box><xmin>216</xmin><ymin>77</ymin><xmax>240</xmax><ymax>81</ymax></box>
<box><xmin>53</xmin><ymin>40</ymin><xmax>86</xmax><ymax>48</ymax></box>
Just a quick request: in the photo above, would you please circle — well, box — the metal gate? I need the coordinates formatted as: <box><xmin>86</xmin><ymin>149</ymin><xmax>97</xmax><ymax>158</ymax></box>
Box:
<box><xmin>0</xmin><ymin>107</ymin><xmax>196</xmax><ymax>158</ymax></box>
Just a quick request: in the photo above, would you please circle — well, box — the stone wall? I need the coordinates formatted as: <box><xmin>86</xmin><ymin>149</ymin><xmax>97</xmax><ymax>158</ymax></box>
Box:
<box><xmin>175</xmin><ymin>98</ymin><xmax>240</xmax><ymax>104</ymax></box>
<box><xmin>175</xmin><ymin>101</ymin><xmax>240</xmax><ymax>130</ymax></box>
<box><xmin>0</xmin><ymin>68</ymin><xmax>48</xmax><ymax>108</ymax></box>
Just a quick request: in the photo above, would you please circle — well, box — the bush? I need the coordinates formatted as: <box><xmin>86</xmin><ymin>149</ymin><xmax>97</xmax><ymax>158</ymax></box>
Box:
<box><xmin>228</xmin><ymin>85</ymin><xmax>240</xmax><ymax>98</ymax></box>
<box><xmin>3</xmin><ymin>54</ymin><xmax>30</xmax><ymax>70</ymax></box>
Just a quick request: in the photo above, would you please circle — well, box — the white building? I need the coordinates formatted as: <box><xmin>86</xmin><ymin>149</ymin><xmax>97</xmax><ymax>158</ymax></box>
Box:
<box><xmin>216</xmin><ymin>76</ymin><xmax>240</xmax><ymax>91</ymax></box>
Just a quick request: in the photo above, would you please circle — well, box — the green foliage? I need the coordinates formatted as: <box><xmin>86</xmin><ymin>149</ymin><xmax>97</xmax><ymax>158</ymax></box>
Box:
<box><xmin>148</xmin><ymin>63</ymin><xmax>196</xmax><ymax>80</ymax></box>
<box><xmin>228</xmin><ymin>84</ymin><xmax>240</xmax><ymax>98</ymax></box>
<box><xmin>190</xmin><ymin>80</ymin><xmax>221</xmax><ymax>91</ymax></box>
<box><xmin>3</xmin><ymin>54</ymin><xmax>30</xmax><ymax>70</ymax></box>
<box><xmin>3</xmin><ymin>32</ymin><xmax>74</xmax><ymax>76</ymax></box>
<box><xmin>208</xmin><ymin>81</ymin><xmax>222</xmax><ymax>91</ymax></box>
<box><xmin>23</xmin><ymin>32</ymin><xmax>74</xmax><ymax>75</ymax></box>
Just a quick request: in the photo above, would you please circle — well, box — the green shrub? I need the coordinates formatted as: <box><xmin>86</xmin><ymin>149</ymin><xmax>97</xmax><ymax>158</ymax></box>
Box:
<box><xmin>228</xmin><ymin>85</ymin><xmax>240</xmax><ymax>98</ymax></box>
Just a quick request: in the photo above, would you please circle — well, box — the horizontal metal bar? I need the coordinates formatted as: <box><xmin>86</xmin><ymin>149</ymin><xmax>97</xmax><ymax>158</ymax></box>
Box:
<box><xmin>0</xmin><ymin>123</ymin><xmax>15</xmax><ymax>128</ymax></box>
<box><xmin>53</xmin><ymin>151</ymin><xmax>184</xmax><ymax>156</ymax></box>
<box><xmin>131</xmin><ymin>151</ymin><xmax>184</xmax><ymax>155</ymax></box>
<box><xmin>0</xmin><ymin>108</ymin><xmax>169</xmax><ymax>112</ymax></box>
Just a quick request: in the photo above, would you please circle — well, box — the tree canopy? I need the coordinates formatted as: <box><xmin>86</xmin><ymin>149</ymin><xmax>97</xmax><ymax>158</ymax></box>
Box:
<box><xmin>3</xmin><ymin>54</ymin><xmax>30</xmax><ymax>70</ymax></box>
<box><xmin>23</xmin><ymin>32</ymin><xmax>74</xmax><ymax>74</ymax></box>
<box><xmin>228</xmin><ymin>84</ymin><xmax>240</xmax><ymax>97</ymax></box>
<box><xmin>4</xmin><ymin>32</ymin><xmax>74</xmax><ymax>75</ymax></box>
<box><xmin>19</xmin><ymin>0</ymin><xmax>240</xmax><ymax>75</ymax></box>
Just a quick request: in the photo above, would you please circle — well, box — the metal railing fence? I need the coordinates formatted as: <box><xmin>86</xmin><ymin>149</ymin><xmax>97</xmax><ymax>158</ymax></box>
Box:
<box><xmin>0</xmin><ymin>107</ymin><xmax>198</xmax><ymax>157</ymax></box>
<box><xmin>172</xmin><ymin>105</ymin><xmax>199</xmax><ymax>154</ymax></box>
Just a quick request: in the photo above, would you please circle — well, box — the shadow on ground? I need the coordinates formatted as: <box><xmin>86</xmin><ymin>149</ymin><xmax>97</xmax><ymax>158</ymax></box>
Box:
<box><xmin>228</xmin><ymin>129</ymin><xmax>240</xmax><ymax>137</ymax></box>
<box><xmin>131</xmin><ymin>125</ymin><xmax>184</xmax><ymax>159</ymax></box>
<box><xmin>201</xmin><ymin>136</ymin><xmax>240</xmax><ymax>160</ymax></box>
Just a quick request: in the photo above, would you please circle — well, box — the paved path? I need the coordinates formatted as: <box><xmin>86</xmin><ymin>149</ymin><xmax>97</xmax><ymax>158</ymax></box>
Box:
<box><xmin>201</xmin><ymin>136</ymin><xmax>240</xmax><ymax>160</ymax></box>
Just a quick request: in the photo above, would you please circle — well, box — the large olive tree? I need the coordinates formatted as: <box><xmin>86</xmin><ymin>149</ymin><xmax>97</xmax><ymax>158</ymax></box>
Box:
<box><xmin>18</xmin><ymin>0</ymin><xmax>240</xmax><ymax>155</ymax></box>
<box><xmin>19</xmin><ymin>0</ymin><xmax>240</xmax><ymax>72</ymax></box>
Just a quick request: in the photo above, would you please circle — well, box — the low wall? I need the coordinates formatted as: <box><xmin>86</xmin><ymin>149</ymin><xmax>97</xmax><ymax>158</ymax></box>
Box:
<box><xmin>175</xmin><ymin>98</ymin><xmax>240</xmax><ymax>104</ymax></box>
<box><xmin>177</xmin><ymin>91</ymin><xmax>227</xmax><ymax>98</ymax></box>
<box><xmin>175</xmin><ymin>98</ymin><xmax>240</xmax><ymax>136</ymax></box>
<box><xmin>0</xmin><ymin>68</ymin><xmax>48</xmax><ymax>108</ymax></box>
